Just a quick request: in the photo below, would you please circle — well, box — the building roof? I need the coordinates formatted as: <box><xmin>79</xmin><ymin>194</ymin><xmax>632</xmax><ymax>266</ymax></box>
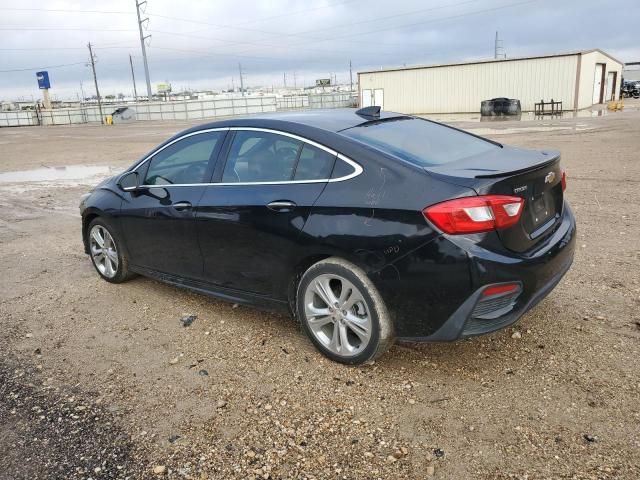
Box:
<box><xmin>358</xmin><ymin>49</ymin><xmax>624</xmax><ymax>75</ymax></box>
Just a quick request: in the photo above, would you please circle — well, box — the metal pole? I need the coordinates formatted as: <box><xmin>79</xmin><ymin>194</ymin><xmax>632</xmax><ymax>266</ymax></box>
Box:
<box><xmin>238</xmin><ymin>63</ymin><xmax>245</xmax><ymax>97</ymax></box>
<box><xmin>494</xmin><ymin>31</ymin><xmax>498</xmax><ymax>59</ymax></box>
<box><xmin>87</xmin><ymin>42</ymin><xmax>104</xmax><ymax>125</ymax></box>
<box><xmin>129</xmin><ymin>54</ymin><xmax>138</xmax><ymax>100</ymax></box>
<box><xmin>136</xmin><ymin>0</ymin><xmax>152</xmax><ymax>100</ymax></box>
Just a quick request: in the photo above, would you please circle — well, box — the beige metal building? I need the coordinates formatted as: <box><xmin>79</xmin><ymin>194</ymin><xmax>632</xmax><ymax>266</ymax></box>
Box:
<box><xmin>358</xmin><ymin>49</ymin><xmax>623</xmax><ymax>114</ymax></box>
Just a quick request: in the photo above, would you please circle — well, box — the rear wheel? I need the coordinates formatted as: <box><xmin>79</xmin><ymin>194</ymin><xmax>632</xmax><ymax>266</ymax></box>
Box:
<box><xmin>297</xmin><ymin>258</ymin><xmax>394</xmax><ymax>365</ymax></box>
<box><xmin>87</xmin><ymin>218</ymin><xmax>133</xmax><ymax>283</ymax></box>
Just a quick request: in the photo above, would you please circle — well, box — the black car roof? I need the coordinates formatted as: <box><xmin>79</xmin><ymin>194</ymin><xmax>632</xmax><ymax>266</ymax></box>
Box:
<box><xmin>193</xmin><ymin>108</ymin><xmax>408</xmax><ymax>133</ymax></box>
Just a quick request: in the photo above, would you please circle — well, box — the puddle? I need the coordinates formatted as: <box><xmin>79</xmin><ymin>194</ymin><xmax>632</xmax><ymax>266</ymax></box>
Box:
<box><xmin>0</xmin><ymin>165</ymin><xmax>114</xmax><ymax>184</ymax></box>
<box><xmin>421</xmin><ymin>106</ymin><xmax>617</xmax><ymax>123</ymax></box>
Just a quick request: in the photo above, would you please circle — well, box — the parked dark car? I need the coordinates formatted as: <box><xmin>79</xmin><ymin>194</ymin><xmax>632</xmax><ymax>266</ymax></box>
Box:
<box><xmin>80</xmin><ymin>107</ymin><xmax>576</xmax><ymax>364</ymax></box>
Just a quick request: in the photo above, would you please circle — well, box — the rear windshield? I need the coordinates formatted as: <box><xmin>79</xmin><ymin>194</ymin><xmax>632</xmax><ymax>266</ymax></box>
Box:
<box><xmin>341</xmin><ymin>117</ymin><xmax>499</xmax><ymax>167</ymax></box>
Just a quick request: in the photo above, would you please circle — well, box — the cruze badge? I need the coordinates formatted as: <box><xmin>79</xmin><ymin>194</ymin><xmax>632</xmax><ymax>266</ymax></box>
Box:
<box><xmin>544</xmin><ymin>171</ymin><xmax>556</xmax><ymax>184</ymax></box>
<box><xmin>513</xmin><ymin>185</ymin><xmax>528</xmax><ymax>193</ymax></box>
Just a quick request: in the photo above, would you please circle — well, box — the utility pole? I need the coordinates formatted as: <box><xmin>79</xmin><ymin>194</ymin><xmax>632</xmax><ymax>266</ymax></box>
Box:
<box><xmin>129</xmin><ymin>54</ymin><xmax>138</xmax><ymax>100</ymax></box>
<box><xmin>293</xmin><ymin>72</ymin><xmax>297</xmax><ymax>90</ymax></box>
<box><xmin>349</xmin><ymin>60</ymin><xmax>353</xmax><ymax>92</ymax></box>
<box><xmin>238</xmin><ymin>63</ymin><xmax>245</xmax><ymax>96</ymax></box>
<box><xmin>283</xmin><ymin>72</ymin><xmax>287</xmax><ymax>88</ymax></box>
<box><xmin>87</xmin><ymin>42</ymin><xmax>104</xmax><ymax>124</ymax></box>
<box><xmin>494</xmin><ymin>31</ymin><xmax>505</xmax><ymax>59</ymax></box>
<box><xmin>135</xmin><ymin>0</ymin><xmax>152</xmax><ymax>100</ymax></box>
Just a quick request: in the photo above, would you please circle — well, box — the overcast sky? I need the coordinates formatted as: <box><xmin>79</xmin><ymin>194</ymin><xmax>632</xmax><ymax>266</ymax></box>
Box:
<box><xmin>1</xmin><ymin>0</ymin><xmax>638</xmax><ymax>101</ymax></box>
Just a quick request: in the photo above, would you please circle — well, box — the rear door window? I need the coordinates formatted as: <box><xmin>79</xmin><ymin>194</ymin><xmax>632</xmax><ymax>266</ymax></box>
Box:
<box><xmin>341</xmin><ymin>117</ymin><xmax>499</xmax><ymax>167</ymax></box>
<box><xmin>222</xmin><ymin>131</ymin><xmax>302</xmax><ymax>182</ymax></box>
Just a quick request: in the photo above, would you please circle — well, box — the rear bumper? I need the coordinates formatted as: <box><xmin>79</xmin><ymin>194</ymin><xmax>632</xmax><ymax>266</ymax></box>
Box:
<box><xmin>395</xmin><ymin>202</ymin><xmax>576</xmax><ymax>342</ymax></box>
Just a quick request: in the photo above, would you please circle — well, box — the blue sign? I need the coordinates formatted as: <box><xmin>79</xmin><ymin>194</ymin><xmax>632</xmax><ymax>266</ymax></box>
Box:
<box><xmin>36</xmin><ymin>71</ymin><xmax>50</xmax><ymax>89</ymax></box>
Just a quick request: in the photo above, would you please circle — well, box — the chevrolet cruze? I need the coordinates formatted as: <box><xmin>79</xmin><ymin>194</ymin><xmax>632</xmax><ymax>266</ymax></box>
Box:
<box><xmin>80</xmin><ymin>107</ymin><xmax>576</xmax><ymax>364</ymax></box>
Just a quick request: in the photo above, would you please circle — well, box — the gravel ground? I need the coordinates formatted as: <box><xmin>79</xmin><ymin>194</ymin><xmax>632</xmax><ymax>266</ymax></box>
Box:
<box><xmin>1</xmin><ymin>104</ymin><xmax>639</xmax><ymax>479</ymax></box>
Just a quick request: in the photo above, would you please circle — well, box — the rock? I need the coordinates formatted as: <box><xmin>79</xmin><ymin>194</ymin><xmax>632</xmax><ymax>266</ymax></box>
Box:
<box><xmin>25</xmin><ymin>333</ymin><xmax>33</xmax><ymax>338</ymax></box>
<box><xmin>511</xmin><ymin>331</ymin><xmax>522</xmax><ymax>339</ymax></box>
<box><xmin>583</xmin><ymin>433</ymin><xmax>598</xmax><ymax>443</ymax></box>
<box><xmin>264</xmin><ymin>404</ymin><xmax>272</xmax><ymax>411</ymax></box>
<box><xmin>216</xmin><ymin>399</ymin><xmax>227</xmax><ymax>409</ymax></box>
<box><xmin>169</xmin><ymin>357</ymin><xmax>179</xmax><ymax>365</ymax></box>
<box><xmin>596</xmin><ymin>315</ymin><xmax>605</xmax><ymax>320</ymax></box>
<box><xmin>153</xmin><ymin>465</ymin><xmax>166</xmax><ymax>475</ymax></box>
<box><xmin>426</xmin><ymin>465</ymin><xmax>435</xmax><ymax>476</ymax></box>
<box><xmin>386</xmin><ymin>455</ymin><xmax>398</xmax><ymax>463</ymax></box>
<box><xmin>198</xmin><ymin>369</ymin><xmax>209</xmax><ymax>376</ymax></box>
<box><xmin>433</xmin><ymin>448</ymin><xmax>445</xmax><ymax>458</ymax></box>
<box><xmin>232</xmin><ymin>303</ymin><xmax>239</xmax><ymax>309</ymax></box>
<box><xmin>180</xmin><ymin>314</ymin><xmax>197</xmax><ymax>327</ymax></box>
<box><xmin>168</xmin><ymin>434</ymin><xmax>180</xmax><ymax>443</ymax></box>
<box><xmin>364</xmin><ymin>452</ymin><xmax>374</xmax><ymax>458</ymax></box>
<box><xmin>408</xmin><ymin>399</ymin><xmax>416</xmax><ymax>405</ymax></box>
<box><xmin>392</xmin><ymin>450</ymin><xmax>403</xmax><ymax>459</ymax></box>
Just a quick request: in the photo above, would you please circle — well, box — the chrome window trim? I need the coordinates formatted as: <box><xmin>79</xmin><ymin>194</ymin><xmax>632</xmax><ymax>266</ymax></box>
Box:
<box><xmin>129</xmin><ymin>126</ymin><xmax>363</xmax><ymax>188</ymax></box>
<box><xmin>131</xmin><ymin>127</ymin><xmax>230</xmax><ymax>173</ymax></box>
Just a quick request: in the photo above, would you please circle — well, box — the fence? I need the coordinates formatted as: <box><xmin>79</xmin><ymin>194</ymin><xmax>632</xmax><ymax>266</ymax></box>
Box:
<box><xmin>0</xmin><ymin>93</ymin><xmax>357</xmax><ymax>127</ymax></box>
<box><xmin>277</xmin><ymin>92</ymin><xmax>356</xmax><ymax>110</ymax></box>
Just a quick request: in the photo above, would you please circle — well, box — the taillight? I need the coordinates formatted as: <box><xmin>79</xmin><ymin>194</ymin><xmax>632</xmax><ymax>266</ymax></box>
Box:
<box><xmin>561</xmin><ymin>169</ymin><xmax>567</xmax><ymax>191</ymax></box>
<box><xmin>423</xmin><ymin>195</ymin><xmax>524</xmax><ymax>235</ymax></box>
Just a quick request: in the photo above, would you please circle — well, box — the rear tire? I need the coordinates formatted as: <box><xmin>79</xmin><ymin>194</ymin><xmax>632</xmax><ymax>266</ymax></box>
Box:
<box><xmin>297</xmin><ymin>257</ymin><xmax>394</xmax><ymax>365</ymax></box>
<box><xmin>87</xmin><ymin>218</ymin><xmax>134</xmax><ymax>284</ymax></box>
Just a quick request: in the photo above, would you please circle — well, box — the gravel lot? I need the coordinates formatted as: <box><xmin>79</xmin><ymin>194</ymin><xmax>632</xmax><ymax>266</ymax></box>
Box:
<box><xmin>1</xmin><ymin>104</ymin><xmax>639</xmax><ymax>479</ymax></box>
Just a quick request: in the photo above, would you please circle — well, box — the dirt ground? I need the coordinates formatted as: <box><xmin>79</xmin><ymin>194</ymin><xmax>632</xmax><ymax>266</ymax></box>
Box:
<box><xmin>1</xmin><ymin>104</ymin><xmax>639</xmax><ymax>480</ymax></box>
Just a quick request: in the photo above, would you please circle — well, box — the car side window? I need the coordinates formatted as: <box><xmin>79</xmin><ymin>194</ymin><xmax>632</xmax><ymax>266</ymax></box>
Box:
<box><xmin>293</xmin><ymin>144</ymin><xmax>336</xmax><ymax>181</ymax></box>
<box><xmin>222</xmin><ymin>131</ymin><xmax>302</xmax><ymax>182</ymax></box>
<box><xmin>144</xmin><ymin>131</ymin><xmax>223</xmax><ymax>185</ymax></box>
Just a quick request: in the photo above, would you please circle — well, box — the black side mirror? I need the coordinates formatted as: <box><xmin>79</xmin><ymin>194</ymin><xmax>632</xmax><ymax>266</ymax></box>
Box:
<box><xmin>118</xmin><ymin>171</ymin><xmax>140</xmax><ymax>191</ymax></box>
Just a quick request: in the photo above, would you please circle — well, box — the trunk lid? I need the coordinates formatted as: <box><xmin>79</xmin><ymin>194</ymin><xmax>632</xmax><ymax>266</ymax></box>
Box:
<box><xmin>426</xmin><ymin>146</ymin><xmax>564</xmax><ymax>253</ymax></box>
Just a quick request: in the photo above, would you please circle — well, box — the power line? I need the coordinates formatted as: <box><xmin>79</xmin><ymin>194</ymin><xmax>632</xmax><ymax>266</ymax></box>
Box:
<box><xmin>0</xmin><ymin>61</ymin><xmax>87</xmax><ymax>73</ymax></box>
<box><xmin>231</xmin><ymin>0</ymin><xmax>542</xmax><ymax>57</ymax></box>
<box><xmin>0</xmin><ymin>7</ymin><xmax>133</xmax><ymax>14</ymax></box>
<box><xmin>146</xmin><ymin>0</ymin><xmax>484</xmax><ymax>49</ymax></box>
<box><xmin>0</xmin><ymin>45</ymin><xmax>138</xmax><ymax>51</ymax></box>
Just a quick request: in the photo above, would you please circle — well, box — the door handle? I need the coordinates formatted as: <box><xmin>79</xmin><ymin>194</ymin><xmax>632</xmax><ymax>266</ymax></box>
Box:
<box><xmin>172</xmin><ymin>201</ymin><xmax>192</xmax><ymax>211</ymax></box>
<box><xmin>267</xmin><ymin>200</ymin><xmax>296</xmax><ymax>212</ymax></box>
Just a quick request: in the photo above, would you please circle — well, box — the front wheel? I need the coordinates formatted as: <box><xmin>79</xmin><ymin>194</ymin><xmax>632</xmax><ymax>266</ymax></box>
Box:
<box><xmin>297</xmin><ymin>257</ymin><xmax>394</xmax><ymax>365</ymax></box>
<box><xmin>87</xmin><ymin>218</ymin><xmax>134</xmax><ymax>284</ymax></box>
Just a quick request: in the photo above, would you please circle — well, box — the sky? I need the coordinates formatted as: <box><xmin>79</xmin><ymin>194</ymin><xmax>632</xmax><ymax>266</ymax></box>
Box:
<box><xmin>1</xmin><ymin>0</ymin><xmax>639</xmax><ymax>101</ymax></box>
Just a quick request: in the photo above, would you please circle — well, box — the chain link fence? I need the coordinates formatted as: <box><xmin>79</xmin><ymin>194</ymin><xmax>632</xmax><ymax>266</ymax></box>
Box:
<box><xmin>0</xmin><ymin>92</ymin><xmax>357</xmax><ymax>127</ymax></box>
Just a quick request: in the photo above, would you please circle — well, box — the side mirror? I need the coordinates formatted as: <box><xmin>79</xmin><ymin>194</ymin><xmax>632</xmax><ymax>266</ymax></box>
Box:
<box><xmin>118</xmin><ymin>171</ymin><xmax>140</xmax><ymax>191</ymax></box>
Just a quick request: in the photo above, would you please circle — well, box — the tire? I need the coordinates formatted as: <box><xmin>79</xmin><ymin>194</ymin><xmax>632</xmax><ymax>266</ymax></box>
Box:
<box><xmin>86</xmin><ymin>217</ymin><xmax>134</xmax><ymax>284</ymax></box>
<box><xmin>296</xmin><ymin>257</ymin><xmax>394</xmax><ymax>365</ymax></box>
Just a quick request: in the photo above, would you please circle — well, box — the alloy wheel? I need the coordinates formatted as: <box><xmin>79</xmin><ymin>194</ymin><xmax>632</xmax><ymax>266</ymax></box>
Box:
<box><xmin>303</xmin><ymin>273</ymin><xmax>372</xmax><ymax>357</ymax></box>
<box><xmin>89</xmin><ymin>224</ymin><xmax>119</xmax><ymax>279</ymax></box>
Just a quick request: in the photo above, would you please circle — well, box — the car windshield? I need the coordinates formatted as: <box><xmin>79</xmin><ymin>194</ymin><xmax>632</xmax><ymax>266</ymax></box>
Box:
<box><xmin>341</xmin><ymin>117</ymin><xmax>499</xmax><ymax>167</ymax></box>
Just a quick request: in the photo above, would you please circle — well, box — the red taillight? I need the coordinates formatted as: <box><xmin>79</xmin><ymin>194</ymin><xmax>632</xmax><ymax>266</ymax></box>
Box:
<box><xmin>561</xmin><ymin>169</ymin><xmax>567</xmax><ymax>192</ymax></box>
<box><xmin>482</xmin><ymin>282</ymin><xmax>521</xmax><ymax>297</ymax></box>
<box><xmin>423</xmin><ymin>195</ymin><xmax>524</xmax><ymax>235</ymax></box>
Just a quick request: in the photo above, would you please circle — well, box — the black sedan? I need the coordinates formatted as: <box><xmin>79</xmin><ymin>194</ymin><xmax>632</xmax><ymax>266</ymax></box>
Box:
<box><xmin>80</xmin><ymin>107</ymin><xmax>576</xmax><ymax>364</ymax></box>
